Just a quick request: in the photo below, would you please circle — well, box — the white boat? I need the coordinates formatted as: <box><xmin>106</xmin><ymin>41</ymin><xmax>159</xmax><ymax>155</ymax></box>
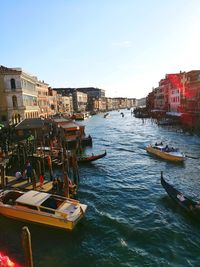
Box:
<box><xmin>0</xmin><ymin>189</ymin><xmax>87</xmax><ymax>231</ymax></box>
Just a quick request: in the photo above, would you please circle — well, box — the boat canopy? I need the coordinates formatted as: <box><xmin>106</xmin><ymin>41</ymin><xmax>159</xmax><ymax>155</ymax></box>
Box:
<box><xmin>16</xmin><ymin>190</ymin><xmax>50</xmax><ymax>206</ymax></box>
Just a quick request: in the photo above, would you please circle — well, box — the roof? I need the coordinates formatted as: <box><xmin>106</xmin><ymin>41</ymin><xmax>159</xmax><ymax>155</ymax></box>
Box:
<box><xmin>61</xmin><ymin>123</ymin><xmax>80</xmax><ymax>129</ymax></box>
<box><xmin>53</xmin><ymin>118</ymin><xmax>71</xmax><ymax>123</ymax></box>
<box><xmin>0</xmin><ymin>65</ymin><xmax>22</xmax><ymax>75</ymax></box>
<box><xmin>15</xmin><ymin>118</ymin><xmax>51</xmax><ymax>130</ymax></box>
<box><xmin>16</xmin><ymin>190</ymin><xmax>50</xmax><ymax>206</ymax></box>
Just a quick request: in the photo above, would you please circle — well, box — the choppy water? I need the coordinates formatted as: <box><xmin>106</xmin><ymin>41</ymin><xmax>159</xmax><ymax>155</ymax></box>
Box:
<box><xmin>1</xmin><ymin>110</ymin><xmax>200</xmax><ymax>267</ymax></box>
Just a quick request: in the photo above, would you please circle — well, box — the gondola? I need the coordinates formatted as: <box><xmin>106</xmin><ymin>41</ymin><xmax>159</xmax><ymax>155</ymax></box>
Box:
<box><xmin>161</xmin><ymin>172</ymin><xmax>200</xmax><ymax>212</ymax></box>
<box><xmin>77</xmin><ymin>151</ymin><xmax>107</xmax><ymax>163</ymax></box>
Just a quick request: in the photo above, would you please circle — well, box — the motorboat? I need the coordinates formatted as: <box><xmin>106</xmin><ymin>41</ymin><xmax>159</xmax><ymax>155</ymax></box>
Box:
<box><xmin>0</xmin><ymin>189</ymin><xmax>87</xmax><ymax>231</ymax></box>
<box><xmin>146</xmin><ymin>143</ymin><xmax>185</xmax><ymax>162</ymax></box>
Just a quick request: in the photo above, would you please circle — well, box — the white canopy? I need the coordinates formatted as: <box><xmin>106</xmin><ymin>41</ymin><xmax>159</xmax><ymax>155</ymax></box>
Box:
<box><xmin>16</xmin><ymin>190</ymin><xmax>50</xmax><ymax>206</ymax></box>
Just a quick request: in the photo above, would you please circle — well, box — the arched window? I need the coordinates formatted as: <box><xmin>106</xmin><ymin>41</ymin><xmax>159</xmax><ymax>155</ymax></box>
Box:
<box><xmin>10</xmin><ymin>78</ymin><xmax>16</xmax><ymax>90</ymax></box>
<box><xmin>12</xmin><ymin>95</ymin><xmax>18</xmax><ymax>108</ymax></box>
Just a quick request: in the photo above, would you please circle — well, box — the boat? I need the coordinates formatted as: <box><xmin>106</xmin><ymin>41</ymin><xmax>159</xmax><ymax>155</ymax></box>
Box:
<box><xmin>77</xmin><ymin>151</ymin><xmax>107</xmax><ymax>163</ymax></box>
<box><xmin>157</xmin><ymin>118</ymin><xmax>177</xmax><ymax>126</ymax></box>
<box><xmin>104</xmin><ymin>113</ymin><xmax>110</xmax><ymax>118</ymax></box>
<box><xmin>146</xmin><ymin>143</ymin><xmax>185</xmax><ymax>162</ymax></box>
<box><xmin>0</xmin><ymin>189</ymin><xmax>87</xmax><ymax>231</ymax></box>
<box><xmin>161</xmin><ymin>172</ymin><xmax>200</xmax><ymax>212</ymax></box>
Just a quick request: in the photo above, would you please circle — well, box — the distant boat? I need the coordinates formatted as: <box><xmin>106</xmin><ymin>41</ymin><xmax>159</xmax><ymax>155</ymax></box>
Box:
<box><xmin>161</xmin><ymin>172</ymin><xmax>200</xmax><ymax>212</ymax></box>
<box><xmin>77</xmin><ymin>151</ymin><xmax>107</xmax><ymax>163</ymax></box>
<box><xmin>0</xmin><ymin>189</ymin><xmax>87</xmax><ymax>231</ymax></box>
<box><xmin>104</xmin><ymin>113</ymin><xmax>110</xmax><ymax>118</ymax></box>
<box><xmin>146</xmin><ymin>143</ymin><xmax>185</xmax><ymax>162</ymax></box>
<box><xmin>157</xmin><ymin>118</ymin><xmax>177</xmax><ymax>126</ymax></box>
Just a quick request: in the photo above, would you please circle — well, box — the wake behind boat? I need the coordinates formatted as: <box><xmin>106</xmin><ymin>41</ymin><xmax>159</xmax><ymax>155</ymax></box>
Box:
<box><xmin>77</xmin><ymin>151</ymin><xmax>107</xmax><ymax>163</ymax></box>
<box><xmin>161</xmin><ymin>172</ymin><xmax>200</xmax><ymax>212</ymax></box>
<box><xmin>146</xmin><ymin>142</ymin><xmax>185</xmax><ymax>162</ymax></box>
<box><xmin>0</xmin><ymin>189</ymin><xmax>87</xmax><ymax>231</ymax></box>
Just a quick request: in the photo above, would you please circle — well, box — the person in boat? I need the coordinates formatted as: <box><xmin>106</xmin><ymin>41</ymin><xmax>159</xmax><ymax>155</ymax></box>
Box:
<box><xmin>164</xmin><ymin>145</ymin><xmax>169</xmax><ymax>152</ymax></box>
<box><xmin>155</xmin><ymin>142</ymin><xmax>163</xmax><ymax>146</ymax></box>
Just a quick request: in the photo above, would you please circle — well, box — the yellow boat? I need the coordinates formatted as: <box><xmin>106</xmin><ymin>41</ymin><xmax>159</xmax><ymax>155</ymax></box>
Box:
<box><xmin>0</xmin><ymin>189</ymin><xmax>87</xmax><ymax>231</ymax></box>
<box><xmin>146</xmin><ymin>143</ymin><xmax>185</xmax><ymax>162</ymax></box>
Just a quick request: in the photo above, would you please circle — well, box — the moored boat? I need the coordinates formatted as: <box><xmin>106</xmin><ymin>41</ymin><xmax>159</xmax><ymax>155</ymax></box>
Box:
<box><xmin>146</xmin><ymin>143</ymin><xmax>185</xmax><ymax>162</ymax></box>
<box><xmin>161</xmin><ymin>172</ymin><xmax>200</xmax><ymax>212</ymax></box>
<box><xmin>0</xmin><ymin>189</ymin><xmax>87</xmax><ymax>231</ymax></box>
<box><xmin>77</xmin><ymin>151</ymin><xmax>107</xmax><ymax>163</ymax></box>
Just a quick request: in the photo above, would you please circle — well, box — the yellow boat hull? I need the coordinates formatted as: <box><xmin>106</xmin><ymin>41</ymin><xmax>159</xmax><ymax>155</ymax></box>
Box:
<box><xmin>146</xmin><ymin>146</ymin><xmax>185</xmax><ymax>162</ymax></box>
<box><xmin>0</xmin><ymin>205</ymin><xmax>84</xmax><ymax>230</ymax></box>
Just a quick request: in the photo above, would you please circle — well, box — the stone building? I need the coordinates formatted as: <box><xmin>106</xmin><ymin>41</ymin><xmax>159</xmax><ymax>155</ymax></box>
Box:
<box><xmin>0</xmin><ymin>65</ymin><xmax>39</xmax><ymax>125</ymax></box>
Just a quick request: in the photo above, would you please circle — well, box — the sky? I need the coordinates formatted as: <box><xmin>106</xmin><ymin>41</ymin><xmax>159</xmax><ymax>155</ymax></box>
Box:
<box><xmin>1</xmin><ymin>0</ymin><xmax>200</xmax><ymax>99</ymax></box>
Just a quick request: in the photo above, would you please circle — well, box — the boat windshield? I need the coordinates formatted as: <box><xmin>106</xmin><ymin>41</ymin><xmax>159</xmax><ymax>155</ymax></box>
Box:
<box><xmin>2</xmin><ymin>191</ymin><xmax>23</xmax><ymax>205</ymax></box>
<box><xmin>40</xmin><ymin>196</ymin><xmax>65</xmax><ymax>214</ymax></box>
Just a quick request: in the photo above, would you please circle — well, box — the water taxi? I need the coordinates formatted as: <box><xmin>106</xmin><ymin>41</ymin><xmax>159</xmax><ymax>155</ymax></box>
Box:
<box><xmin>146</xmin><ymin>143</ymin><xmax>185</xmax><ymax>162</ymax></box>
<box><xmin>0</xmin><ymin>189</ymin><xmax>87</xmax><ymax>231</ymax></box>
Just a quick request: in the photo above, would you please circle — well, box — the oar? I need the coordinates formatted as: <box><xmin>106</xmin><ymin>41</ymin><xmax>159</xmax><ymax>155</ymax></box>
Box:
<box><xmin>185</xmin><ymin>155</ymin><xmax>200</xmax><ymax>159</ymax></box>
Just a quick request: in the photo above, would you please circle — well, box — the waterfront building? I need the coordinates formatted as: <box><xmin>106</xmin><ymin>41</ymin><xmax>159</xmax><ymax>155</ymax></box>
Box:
<box><xmin>48</xmin><ymin>88</ymin><xmax>58</xmax><ymax>116</ymax></box>
<box><xmin>72</xmin><ymin>90</ymin><xmax>88</xmax><ymax>112</ymax></box>
<box><xmin>136</xmin><ymin>97</ymin><xmax>146</xmax><ymax>108</ymax></box>
<box><xmin>106</xmin><ymin>97</ymin><xmax>113</xmax><ymax>111</ymax></box>
<box><xmin>113</xmin><ymin>97</ymin><xmax>128</xmax><ymax>109</ymax></box>
<box><xmin>0</xmin><ymin>65</ymin><xmax>39</xmax><ymax>125</ymax></box>
<box><xmin>61</xmin><ymin>95</ymin><xmax>73</xmax><ymax>116</ymax></box>
<box><xmin>182</xmin><ymin>70</ymin><xmax>200</xmax><ymax>113</ymax></box>
<box><xmin>36</xmin><ymin>79</ymin><xmax>49</xmax><ymax>118</ymax></box>
<box><xmin>76</xmin><ymin>87</ymin><xmax>105</xmax><ymax>98</ymax></box>
<box><xmin>127</xmin><ymin>98</ymin><xmax>136</xmax><ymax>108</ymax></box>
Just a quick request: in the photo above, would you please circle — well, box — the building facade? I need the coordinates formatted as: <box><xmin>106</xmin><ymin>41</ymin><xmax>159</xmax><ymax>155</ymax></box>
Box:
<box><xmin>0</xmin><ymin>65</ymin><xmax>39</xmax><ymax>125</ymax></box>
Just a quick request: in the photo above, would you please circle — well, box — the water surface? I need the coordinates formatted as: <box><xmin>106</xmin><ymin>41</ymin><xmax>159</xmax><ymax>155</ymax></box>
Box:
<box><xmin>1</xmin><ymin>110</ymin><xmax>200</xmax><ymax>267</ymax></box>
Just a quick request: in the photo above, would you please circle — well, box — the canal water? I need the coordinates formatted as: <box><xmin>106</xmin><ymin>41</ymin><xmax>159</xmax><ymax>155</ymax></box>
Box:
<box><xmin>1</xmin><ymin>109</ymin><xmax>200</xmax><ymax>267</ymax></box>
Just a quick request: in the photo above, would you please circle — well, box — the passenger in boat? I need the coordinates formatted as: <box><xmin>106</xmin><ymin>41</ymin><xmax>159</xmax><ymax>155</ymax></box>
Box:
<box><xmin>164</xmin><ymin>145</ymin><xmax>169</xmax><ymax>152</ymax></box>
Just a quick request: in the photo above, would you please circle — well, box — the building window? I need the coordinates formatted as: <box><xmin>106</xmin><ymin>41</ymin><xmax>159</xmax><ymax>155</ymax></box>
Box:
<box><xmin>12</xmin><ymin>95</ymin><xmax>18</xmax><ymax>108</ymax></box>
<box><xmin>10</xmin><ymin>78</ymin><xmax>16</xmax><ymax>90</ymax></box>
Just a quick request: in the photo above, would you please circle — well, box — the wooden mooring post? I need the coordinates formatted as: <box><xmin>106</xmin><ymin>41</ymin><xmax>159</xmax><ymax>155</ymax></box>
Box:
<box><xmin>0</xmin><ymin>164</ymin><xmax>5</xmax><ymax>188</ymax></box>
<box><xmin>21</xmin><ymin>226</ymin><xmax>34</xmax><ymax>267</ymax></box>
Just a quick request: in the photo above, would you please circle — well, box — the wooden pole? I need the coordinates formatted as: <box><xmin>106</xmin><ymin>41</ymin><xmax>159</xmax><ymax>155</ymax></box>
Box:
<box><xmin>21</xmin><ymin>226</ymin><xmax>34</xmax><ymax>267</ymax></box>
<box><xmin>62</xmin><ymin>146</ymin><xmax>69</xmax><ymax>198</ymax></box>
<box><xmin>32</xmin><ymin>169</ymin><xmax>37</xmax><ymax>190</ymax></box>
<box><xmin>0</xmin><ymin>164</ymin><xmax>5</xmax><ymax>188</ymax></box>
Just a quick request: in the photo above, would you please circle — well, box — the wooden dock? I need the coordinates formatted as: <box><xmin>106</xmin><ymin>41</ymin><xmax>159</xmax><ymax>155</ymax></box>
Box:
<box><xmin>4</xmin><ymin>176</ymin><xmax>53</xmax><ymax>193</ymax></box>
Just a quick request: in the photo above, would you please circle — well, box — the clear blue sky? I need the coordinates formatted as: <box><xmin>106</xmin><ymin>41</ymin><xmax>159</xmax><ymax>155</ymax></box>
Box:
<box><xmin>1</xmin><ymin>0</ymin><xmax>200</xmax><ymax>98</ymax></box>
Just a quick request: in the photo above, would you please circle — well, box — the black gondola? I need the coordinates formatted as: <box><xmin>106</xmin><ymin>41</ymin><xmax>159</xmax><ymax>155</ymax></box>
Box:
<box><xmin>161</xmin><ymin>171</ymin><xmax>200</xmax><ymax>212</ymax></box>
